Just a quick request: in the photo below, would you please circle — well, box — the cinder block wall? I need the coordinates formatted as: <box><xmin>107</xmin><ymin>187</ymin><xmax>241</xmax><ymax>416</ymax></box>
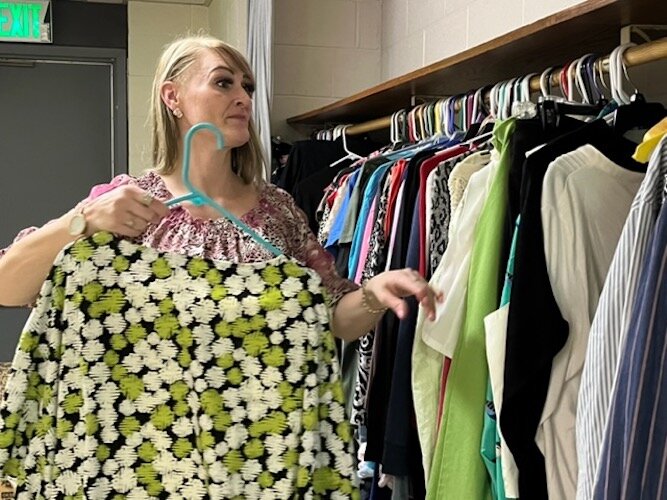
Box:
<box><xmin>381</xmin><ymin>0</ymin><xmax>587</xmax><ymax>80</ymax></box>
<box><xmin>272</xmin><ymin>0</ymin><xmax>382</xmax><ymax>141</ymax></box>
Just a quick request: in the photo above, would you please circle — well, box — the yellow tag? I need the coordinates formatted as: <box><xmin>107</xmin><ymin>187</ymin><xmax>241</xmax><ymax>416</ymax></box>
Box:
<box><xmin>633</xmin><ymin>117</ymin><xmax>667</xmax><ymax>163</ymax></box>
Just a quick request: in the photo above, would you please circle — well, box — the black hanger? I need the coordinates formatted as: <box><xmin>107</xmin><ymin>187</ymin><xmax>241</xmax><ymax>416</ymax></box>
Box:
<box><xmin>612</xmin><ymin>92</ymin><xmax>666</xmax><ymax>136</ymax></box>
<box><xmin>538</xmin><ymin>96</ymin><xmax>604</xmax><ymax>132</ymax></box>
<box><xmin>461</xmin><ymin>122</ymin><xmax>481</xmax><ymax>142</ymax></box>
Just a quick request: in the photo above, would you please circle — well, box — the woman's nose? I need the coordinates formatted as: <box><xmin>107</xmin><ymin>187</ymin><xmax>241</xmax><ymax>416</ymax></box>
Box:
<box><xmin>234</xmin><ymin>86</ymin><xmax>252</xmax><ymax>106</ymax></box>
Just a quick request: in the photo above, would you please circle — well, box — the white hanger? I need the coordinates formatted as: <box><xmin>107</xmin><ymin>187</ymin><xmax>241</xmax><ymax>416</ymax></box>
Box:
<box><xmin>390</xmin><ymin>111</ymin><xmax>399</xmax><ymax>145</ymax></box>
<box><xmin>540</xmin><ymin>66</ymin><xmax>555</xmax><ymax>98</ymax></box>
<box><xmin>330</xmin><ymin>125</ymin><xmax>363</xmax><ymax>167</ymax></box>
<box><xmin>609</xmin><ymin>43</ymin><xmax>636</xmax><ymax>105</ymax></box>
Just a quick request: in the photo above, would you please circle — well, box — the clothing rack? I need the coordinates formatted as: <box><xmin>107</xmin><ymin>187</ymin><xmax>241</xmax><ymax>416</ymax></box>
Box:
<box><xmin>345</xmin><ymin>36</ymin><xmax>667</xmax><ymax>136</ymax></box>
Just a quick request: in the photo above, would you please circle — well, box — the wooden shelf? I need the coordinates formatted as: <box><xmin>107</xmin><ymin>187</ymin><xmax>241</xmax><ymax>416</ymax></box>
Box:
<box><xmin>287</xmin><ymin>0</ymin><xmax>667</xmax><ymax>127</ymax></box>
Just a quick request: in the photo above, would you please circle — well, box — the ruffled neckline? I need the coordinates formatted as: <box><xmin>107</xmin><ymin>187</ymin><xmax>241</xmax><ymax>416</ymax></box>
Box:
<box><xmin>141</xmin><ymin>170</ymin><xmax>270</xmax><ymax>226</ymax></box>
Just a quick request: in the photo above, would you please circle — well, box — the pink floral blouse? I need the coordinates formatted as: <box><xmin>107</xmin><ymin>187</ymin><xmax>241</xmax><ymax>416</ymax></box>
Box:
<box><xmin>1</xmin><ymin>171</ymin><xmax>357</xmax><ymax>306</ymax></box>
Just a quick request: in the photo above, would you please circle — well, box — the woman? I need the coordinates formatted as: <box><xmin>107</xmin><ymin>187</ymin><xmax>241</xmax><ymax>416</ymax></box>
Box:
<box><xmin>0</xmin><ymin>36</ymin><xmax>439</xmax><ymax>341</ymax></box>
<box><xmin>0</xmin><ymin>35</ymin><xmax>442</xmax><ymax>498</ymax></box>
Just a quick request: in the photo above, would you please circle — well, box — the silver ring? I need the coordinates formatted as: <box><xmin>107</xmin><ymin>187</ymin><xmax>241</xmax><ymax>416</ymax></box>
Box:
<box><xmin>140</xmin><ymin>193</ymin><xmax>153</xmax><ymax>207</ymax></box>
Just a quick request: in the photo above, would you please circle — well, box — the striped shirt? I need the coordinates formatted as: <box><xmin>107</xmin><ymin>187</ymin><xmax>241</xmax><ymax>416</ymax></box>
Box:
<box><xmin>576</xmin><ymin>136</ymin><xmax>667</xmax><ymax>499</ymax></box>
<box><xmin>593</xmin><ymin>187</ymin><xmax>667</xmax><ymax>499</ymax></box>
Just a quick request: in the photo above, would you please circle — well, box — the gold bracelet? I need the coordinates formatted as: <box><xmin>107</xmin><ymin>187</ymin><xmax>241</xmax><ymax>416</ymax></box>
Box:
<box><xmin>361</xmin><ymin>282</ymin><xmax>387</xmax><ymax>315</ymax></box>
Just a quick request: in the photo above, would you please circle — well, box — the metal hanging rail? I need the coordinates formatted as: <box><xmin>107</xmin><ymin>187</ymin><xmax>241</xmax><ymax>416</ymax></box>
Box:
<box><xmin>342</xmin><ymin>36</ymin><xmax>667</xmax><ymax>136</ymax></box>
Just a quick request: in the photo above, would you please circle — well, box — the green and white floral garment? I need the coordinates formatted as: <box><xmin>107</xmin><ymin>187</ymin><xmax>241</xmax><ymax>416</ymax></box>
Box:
<box><xmin>0</xmin><ymin>232</ymin><xmax>359</xmax><ymax>499</ymax></box>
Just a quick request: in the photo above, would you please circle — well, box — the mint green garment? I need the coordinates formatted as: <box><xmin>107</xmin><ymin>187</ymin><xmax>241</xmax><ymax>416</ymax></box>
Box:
<box><xmin>481</xmin><ymin>216</ymin><xmax>520</xmax><ymax>500</ymax></box>
<box><xmin>427</xmin><ymin>118</ymin><xmax>516</xmax><ymax>500</ymax></box>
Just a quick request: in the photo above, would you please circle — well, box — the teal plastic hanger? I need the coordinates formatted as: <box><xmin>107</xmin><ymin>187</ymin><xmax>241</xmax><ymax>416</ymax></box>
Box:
<box><xmin>165</xmin><ymin>122</ymin><xmax>283</xmax><ymax>257</ymax></box>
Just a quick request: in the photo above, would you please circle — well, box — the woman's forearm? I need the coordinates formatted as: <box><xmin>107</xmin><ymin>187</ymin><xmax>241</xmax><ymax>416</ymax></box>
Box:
<box><xmin>331</xmin><ymin>288</ymin><xmax>385</xmax><ymax>341</ymax></box>
<box><xmin>330</xmin><ymin>269</ymin><xmax>440</xmax><ymax>341</ymax></box>
<box><xmin>0</xmin><ymin>211</ymin><xmax>77</xmax><ymax>307</ymax></box>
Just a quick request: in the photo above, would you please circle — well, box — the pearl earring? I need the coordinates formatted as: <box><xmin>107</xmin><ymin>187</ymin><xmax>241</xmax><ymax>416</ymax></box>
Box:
<box><xmin>173</xmin><ymin>108</ymin><xmax>183</xmax><ymax>118</ymax></box>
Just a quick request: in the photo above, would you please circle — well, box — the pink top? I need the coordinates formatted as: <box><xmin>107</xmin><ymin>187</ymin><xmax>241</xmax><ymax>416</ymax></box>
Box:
<box><xmin>1</xmin><ymin>171</ymin><xmax>357</xmax><ymax>306</ymax></box>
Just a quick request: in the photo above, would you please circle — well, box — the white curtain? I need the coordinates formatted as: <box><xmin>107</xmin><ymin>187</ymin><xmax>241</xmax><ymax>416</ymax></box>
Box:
<box><xmin>247</xmin><ymin>0</ymin><xmax>273</xmax><ymax>180</ymax></box>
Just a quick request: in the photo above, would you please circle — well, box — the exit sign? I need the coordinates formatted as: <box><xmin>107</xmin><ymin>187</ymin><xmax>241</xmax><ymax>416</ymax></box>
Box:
<box><xmin>0</xmin><ymin>1</ymin><xmax>51</xmax><ymax>43</ymax></box>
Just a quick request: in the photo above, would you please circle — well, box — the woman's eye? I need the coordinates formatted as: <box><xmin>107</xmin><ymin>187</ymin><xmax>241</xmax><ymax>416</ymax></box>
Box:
<box><xmin>243</xmin><ymin>82</ymin><xmax>255</xmax><ymax>96</ymax></box>
<box><xmin>216</xmin><ymin>78</ymin><xmax>233</xmax><ymax>88</ymax></box>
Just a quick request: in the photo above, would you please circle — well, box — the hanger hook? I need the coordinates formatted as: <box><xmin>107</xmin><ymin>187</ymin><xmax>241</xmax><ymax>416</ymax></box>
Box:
<box><xmin>398</xmin><ymin>109</ymin><xmax>408</xmax><ymax>143</ymax></box>
<box><xmin>426</xmin><ymin>102</ymin><xmax>434</xmax><ymax>137</ymax></box>
<box><xmin>619</xmin><ymin>44</ymin><xmax>639</xmax><ymax>96</ymax></box>
<box><xmin>498</xmin><ymin>81</ymin><xmax>507</xmax><ymax>119</ymax></box>
<box><xmin>502</xmin><ymin>80</ymin><xmax>513</xmax><ymax>119</ymax></box>
<box><xmin>609</xmin><ymin>43</ymin><xmax>636</xmax><ymax>105</ymax></box>
<box><xmin>508</xmin><ymin>78</ymin><xmax>519</xmax><ymax>117</ymax></box>
<box><xmin>472</xmin><ymin>86</ymin><xmax>488</xmax><ymax>123</ymax></box>
<box><xmin>523</xmin><ymin>73</ymin><xmax>536</xmax><ymax>102</ymax></box>
<box><xmin>595</xmin><ymin>57</ymin><xmax>610</xmax><ymax>96</ymax></box>
<box><xmin>182</xmin><ymin>122</ymin><xmax>225</xmax><ymax>206</ymax></box>
<box><xmin>580</xmin><ymin>54</ymin><xmax>599</xmax><ymax>103</ymax></box>
<box><xmin>540</xmin><ymin>66</ymin><xmax>554</xmax><ymax>98</ymax></box>
<box><xmin>472</xmin><ymin>91</ymin><xmax>480</xmax><ymax>123</ymax></box>
<box><xmin>489</xmin><ymin>82</ymin><xmax>499</xmax><ymax>119</ymax></box>
<box><xmin>341</xmin><ymin>124</ymin><xmax>361</xmax><ymax>158</ymax></box>
<box><xmin>420</xmin><ymin>104</ymin><xmax>429</xmax><ymax>139</ymax></box>
<box><xmin>504</xmin><ymin>79</ymin><xmax>514</xmax><ymax>119</ymax></box>
<box><xmin>574</xmin><ymin>56</ymin><xmax>588</xmax><ymax>103</ymax></box>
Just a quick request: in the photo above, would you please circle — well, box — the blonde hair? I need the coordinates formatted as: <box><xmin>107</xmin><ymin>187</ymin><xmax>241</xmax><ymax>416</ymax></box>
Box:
<box><xmin>149</xmin><ymin>35</ymin><xmax>265</xmax><ymax>185</ymax></box>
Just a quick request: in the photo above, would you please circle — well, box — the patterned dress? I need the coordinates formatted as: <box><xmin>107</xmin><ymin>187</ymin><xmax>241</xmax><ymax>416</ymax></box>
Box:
<box><xmin>0</xmin><ymin>233</ymin><xmax>359</xmax><ymax>499</ymax></box>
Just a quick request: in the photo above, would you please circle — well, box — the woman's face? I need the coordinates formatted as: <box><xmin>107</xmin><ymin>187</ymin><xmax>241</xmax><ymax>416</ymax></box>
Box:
<box><xmin>175</xmin><ymin>49</ymin><xmax>255</xmax><ymax>149</ymax></box>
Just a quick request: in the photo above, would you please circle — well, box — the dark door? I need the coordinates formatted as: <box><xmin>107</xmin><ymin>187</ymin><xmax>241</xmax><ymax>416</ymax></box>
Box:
<box><xmin>0</xmin><ymin>58</ymin><xmax>116</xmax><ymax>361</ymax></box>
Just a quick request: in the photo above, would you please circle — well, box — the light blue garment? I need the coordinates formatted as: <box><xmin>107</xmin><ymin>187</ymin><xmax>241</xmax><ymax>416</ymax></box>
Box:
<box><xmin>325</xmin><ymin>169</ymin><xmax>361</xmax><ymax>250</ymax></box>
<box><xmin>347</xmin><ymin>161</ymin><xmax>394</xmax><ymax>279</ymax></box>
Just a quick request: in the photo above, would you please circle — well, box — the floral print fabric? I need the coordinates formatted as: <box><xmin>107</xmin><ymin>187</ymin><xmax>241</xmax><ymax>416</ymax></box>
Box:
<box><xmin>0</xmin><ymin>233</ymin><xmax>359</xmax><ymax>499</ymax></box>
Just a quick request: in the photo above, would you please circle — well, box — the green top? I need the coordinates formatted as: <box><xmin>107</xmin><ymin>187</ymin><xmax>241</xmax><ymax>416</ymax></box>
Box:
<box><xmin>427</xmin><ymin>118</ymin><xmax>516</xmax><ymax>500</ymax></box>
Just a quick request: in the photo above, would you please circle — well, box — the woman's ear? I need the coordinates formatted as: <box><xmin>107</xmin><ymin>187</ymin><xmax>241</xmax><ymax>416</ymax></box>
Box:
<box><xmin>160</xmin><ymin>81</ymin><xmax>179</xmax><ymax>114</ymax></box>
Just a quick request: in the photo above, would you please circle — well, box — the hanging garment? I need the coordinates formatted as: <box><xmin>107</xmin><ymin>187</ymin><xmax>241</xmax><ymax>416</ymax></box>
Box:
<box><xmin>427</xmin><ymin>119</ymin><xmax>516</xmax><ymax>500</ymax></box>
<box><xmin>326</xmin><ymin>170</ymin><xmax>361</xmax><ymax>252</ymax></box>
<box><xmin>349</xmin><ymin>162</ymin><xmax>395</xmax><ymax>280</ymax></box>
<box><xmin>539</xmin><ymin>144</ymin><xmax>644</xmax><ymax>499</ymax></box>
<box><xmin>578</xmin><ymin>136</ymin><xmax>667</xmax><ymax>500</ymax></box>
<box><xmin>412</xmin><ymin>152</ymin><xmax>494</xmax><ymax>484</ymax></box>
<box><xmin>0</xmin><ymin>233</ymin><xmax>359</xmax><ymax>499</ymax></box>
<box><xmin>294</xmin><ymin>161</ymin><xmax>362</xmax><ymax>234</ymax></box>
<box><xmin>340</xmin><ymin>155</ymin><xmax>392</xmax><ymax>250</ymax></box>
<box><xmin>501</xmin><ymin>118</ymin><xmax>607</xmax><ymax>500</ymax></box>
<box><xmin>382</xmin><ymin>200</ymin><xmax>424</xmax><ymax>478</ymax></box>
<box><xmin>275</xmin><ymin>137</ymin><xmax>378</xmax><ymax>196</ymax></box>
<box><xmin>319</xmin><ymin>172</ymin><xmax>353</xmax><ymax>246</ymax></box>
<box><xmin>365</xmin><ymin>146</ymin><xmax>466</xmax><ymax>465</ymax></box>
<box><xmin>481</xmin><ymin>216</ymin><xmax>520</xmax><ymax>500</ymax></box>
<box><xmin>593</xmin><ymin>193</ymin><xmax>667</xmax><ymax>500</ymax></box>
<box><xmin>420</xmin><ymin>152</ymin><xmax>499</xmax><ymax>358</ymax></box>
<box><xmin>366</xmin><ymin>147</ymin><xmax>444</xmax><ymax>463</ymax></box>
<box><xmin>448</xmin><ymin>151</ymin><xmax>492</xmax><ymax>218</ymax></box>
<box><xmin>425</xmin><ymin>151</ymin><xmax>473</xmax><ymax>277</ymax></box>
<box><xmin>351</xmin><ymin>162</ymin><xmax>408</xmax><ymax>436</ymax></box>
<box><xmin>351</xmin><ymin>167</ymin><xmax>395</xmax><ymax>428</ymax></box>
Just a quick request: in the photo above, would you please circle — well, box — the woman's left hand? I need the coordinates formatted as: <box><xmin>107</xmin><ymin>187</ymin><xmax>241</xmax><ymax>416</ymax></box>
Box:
<box><xmin>363</xmin><ymin>269</ymin><xmax>443</xmax><ymax>321</ymax></box>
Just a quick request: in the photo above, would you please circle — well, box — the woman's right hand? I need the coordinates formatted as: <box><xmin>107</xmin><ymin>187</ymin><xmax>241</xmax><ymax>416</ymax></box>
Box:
<box><xmin>83</xmin><ymin>185</ymin><xmax>170</xmax><ymax>238</ymax></box>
